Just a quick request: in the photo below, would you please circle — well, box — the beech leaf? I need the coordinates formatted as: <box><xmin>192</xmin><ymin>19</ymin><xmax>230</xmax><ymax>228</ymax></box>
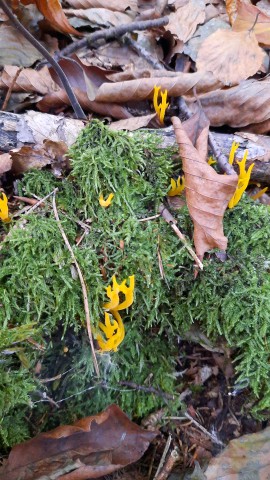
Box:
<box><xmin>66</xmin><ymin>0</ymin><xmax>138</xmax><ymax>12</ymax></box>
<box><xmin>233</xmin><ymin>2</ymin><xmax>270</xmax><ymax>47</ymax></box>
<box><xmin>0</xmin><ymin>404</ymin><xmax>157</xmax><ymax>480</ymax></box>
<box><xmin>172</xmin><ymin>115</ymin><xmax>238</xmax><ymax>260</ymax></box>
<box><xmin>196</xmin><ymin>29</ymin><xmax>266</xmax><ymax>86</ymax></box>
<box><xmin>24</xmin><ymin>0</ymin><xmax>81</xmax><ymax>35</ymax></box>
<box><xmin>165</xmin><ymin>0</ymin><xmax>205</xmax><ymax>42</ymax></box>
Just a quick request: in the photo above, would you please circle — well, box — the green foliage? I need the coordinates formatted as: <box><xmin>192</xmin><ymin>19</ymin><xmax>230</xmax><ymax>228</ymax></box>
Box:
<box><xmin>1</xmin><ymin>120</ymin><xmax>270</xmax><ymax>448</ymax></box>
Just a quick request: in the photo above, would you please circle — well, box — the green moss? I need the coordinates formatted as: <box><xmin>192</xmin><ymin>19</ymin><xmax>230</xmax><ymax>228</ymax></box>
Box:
<box><xmin>1</xmin><ymin>120</ymin><xmax>270</xmax><ymax>448</ymax></box>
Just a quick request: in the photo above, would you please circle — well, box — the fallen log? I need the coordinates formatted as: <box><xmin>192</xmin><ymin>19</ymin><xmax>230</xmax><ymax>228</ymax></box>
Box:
<box><xmin>1</xmin><ymin>110</ymin><xmax>270</xmax><ymax>184</ymax></box>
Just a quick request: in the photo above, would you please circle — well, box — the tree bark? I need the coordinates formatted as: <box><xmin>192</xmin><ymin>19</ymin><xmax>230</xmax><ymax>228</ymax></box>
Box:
<box><xmin>1</xmin><ymin>110</ymin><xmax>270</xmax><ymax>184</ymax></box>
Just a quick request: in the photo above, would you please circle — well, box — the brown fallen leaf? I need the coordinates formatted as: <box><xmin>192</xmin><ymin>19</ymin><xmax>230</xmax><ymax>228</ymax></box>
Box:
<box><xmin>0</xmin><ymin>153</ymin><xmax>12</xmax><ymax>175</ymax></box>
<box><xmin>0</xmin><ymin>404</ymin><xmax>157</xmax><ymax>480</ymax></box>
<box><xmin>64</xmin><ymin>7</ymin><xmax>134</xmax><ymax>28</ymax></box>
<box><xmin>196</xmin><ymin>29</ymin><xmax>266</xmax><ymax>86</ymax></box>
<box><xmin>165</xmin><ymin>0</ymin><xmax>205</xmax><ymax>42</ymax></box>
<box><xmin>0</xmin><ymin>65</ymin><xmax>56</xmax><ymax>95</ymax></box>
<box><xmin>19</xmin><ymin>0</ymin><xmax>81</xmax><ymax>35</ymax></box>
<box><xmin>95</xmin><ymin>71</ymin><xmax>222</xmax><ymax>103</ymax></box>
<box><xmin>172</xmin><ymin>115</ymin><xmax>238</xmax><ymax>259</ymax></box>
<box><xmin>233</xmin><ymin>1</ymin><xmax>270</xmax><ymax>46</ymax></box>
<box><xmin>10</xmin><ymin>139</ymin><xmax>68</xmax><ymax>175</ymax></box>
<box><xmin>0</xmin><ymin>24</ymin><xmax>43</xmax><ymax>66</ymax></box>
<box><xmin>205</xmin><ymin>426</ymin><xmax>270</xmax><ymax>479</ymax></box>
<box><xmin>109</xmin><ymin>113</ymin><xmax>157</xmax><ymax>131</ymax></box>
<box><xmin>225</xmin><ymin>0</ymin><xmax>238</xmax><ymax>24</ymax></box>
<box><xmin>66</xmin><ymin>0</ymin><xmax>138</xmax><ymax>10</ymax></box>
<box><xmin>199</xmin><ymin>76</ymin><xmax>270</xmax><ymax>131</ymax></box>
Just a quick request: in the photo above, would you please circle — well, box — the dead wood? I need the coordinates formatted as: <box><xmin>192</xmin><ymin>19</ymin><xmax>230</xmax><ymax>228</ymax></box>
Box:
<box><xmin>1</xmin><ymin>110</ymin><xmax>270</xmax><ymax>184</ymax></box>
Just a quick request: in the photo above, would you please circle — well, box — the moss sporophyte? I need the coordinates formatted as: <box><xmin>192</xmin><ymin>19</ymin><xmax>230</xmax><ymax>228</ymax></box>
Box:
<box><xmin>96</xmin><ymin>275</ymin><xmax>135</xmax><ymax>352</ymax></box>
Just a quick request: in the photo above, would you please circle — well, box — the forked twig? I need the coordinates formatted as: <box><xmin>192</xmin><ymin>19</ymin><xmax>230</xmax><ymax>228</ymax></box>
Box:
<box><xmin>52</xmin><ymin>192</ymin><xmax>100</xmax><ymax>377</ymax></box>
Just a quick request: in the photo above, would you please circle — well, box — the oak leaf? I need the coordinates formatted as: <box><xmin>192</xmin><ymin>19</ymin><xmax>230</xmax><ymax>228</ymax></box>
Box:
<box><xmin>196</xmin><ymin>29</ymin><xmax>266</xmax><ymax>85</ymax></box>
<box><xmin>172</xmin><ymin>115</ymin><xmax>238</xmax><ymax>260</ymax></box>
<box><xmin>0</xmin><ymin>404</ymin><xmax>156</xmax><ymax>480</ymax></box>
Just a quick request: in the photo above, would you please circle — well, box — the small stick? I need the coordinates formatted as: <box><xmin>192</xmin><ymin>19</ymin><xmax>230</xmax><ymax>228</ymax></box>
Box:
<box><xmin>119</xmin><ymin>381</ymin><xmax>175</xmax><ymax>400</ymax></box>
<box><xmin>153</xmin><ymin>434</ymin><xmax>172</xmax><ymax>479</ymax></box>
<box><xmin>155</xmin><ymin>447</ymin><xmax>181</xmax><ymax>480</ymax></box>
<box><xmin>184</xmin><ymin>412</ymin><xmax>224</xmax><ymax>446</ymax></box>
<box><xmin>138</xmin><ymin>214</ymin><xmax>161</xmax><ymax>222</ymax></box>
<box><xmin>159</xmin><ymin>204</ymin><xmax>203</xmax><ymax>270</ymax></box>
<box><xmin>57</xmin><ymin>16</ymin><xmax>169</xmax><ymax>58</ymax></box>
<box><xmin>1</xmin><ymin>67</ymin><xmax>23</xmax><ymax>110</ymax></box>
<box><xmin>52</xmin><ymin>192</ymin><xmax>100</xmax><ymax>377</ymax></box>
<box><xmin>0</xmin><ymin>0</ymin><xmax>86</xmax><ymax>120</ymax></box>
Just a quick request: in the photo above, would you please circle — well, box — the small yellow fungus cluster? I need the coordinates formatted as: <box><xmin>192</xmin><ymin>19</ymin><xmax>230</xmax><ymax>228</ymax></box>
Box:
<box><xmin>207</xmin><ymin>156</ymin><xmax>216</xmax><ymax>166</ymax></box>
<box><xmin>0</xmin><ymin>193</ymin><xmax>10</xmax><ymax>223</ymax></box>
<box><xmin>168</xmin><ymin>176</ymin><xmax>185</xmax><ymax>196</ymax></box>
<box><xmin>99</xmin><ymin>193</ymin><xmax>114</xmax><ymax>207</ymax></box>
<box><xmin>228</xmin><ymin>142</ymin><xmax>254</xmax><ymax>209</ymax></box>
<box><xmin>96</xmin><ymin>275</ymin><xmax>135</xmax><ymax>352</ymax></box>
<box><xmin>153</xmin><ymin>85</ymin><xmax>169</xmax><ymax>124</ymax></box>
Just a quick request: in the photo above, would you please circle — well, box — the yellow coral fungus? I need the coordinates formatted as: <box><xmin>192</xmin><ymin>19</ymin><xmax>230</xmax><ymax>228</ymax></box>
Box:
<box><xmin>228</xmin><ymin>150</ymin><xmax>255</xmax><ymax>209</ymax></box>
<box><xmin>251</xmin><ymin>187</ymin><xmax>268</xmax><ymax>201</ymax></box>
<box><xmin>168</xmin><ymin>176</ymin><xmax>185</xmax><ymax>196</ymax></box>
<box><xmin>0</xmin><ymin>193</ymin><xmax>10</xmax><ymax>223</ymax></box>
<box><xmin>229</xmin><ymin>140</ymin><xmax>240</xmax><ymax>165</ymax></box>
<box><xmin>207</xmin><ymin>156</ymin><xmax>216</xmax><ymax>166</ymax></box>
<box><xmin>97</xmin><ymin>274</ymin><xmax>135</xmax><ymax>352</ymax></box>
<box><xmin>153</xmin><ymin>85</ymin><xmax>169</xmax><ymax>124</ymax></box>
<box><xmin>99</xmin><ymin>193</ymin><xmax>114</xmax><ymax>207</ymax></box>
<box><xmin>96</xmin><ymin>311</ymin><xmax>124</xmax><ymax>352</ymax></box>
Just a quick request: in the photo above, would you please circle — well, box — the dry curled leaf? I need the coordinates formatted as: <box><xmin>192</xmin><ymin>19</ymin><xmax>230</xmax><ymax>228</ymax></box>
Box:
<box><xmin>64</xmin><ymin>8</ymin><xmax>133</xmax><ymax>28</ymax></box>
<box><xmin>0</xmin><ymin>25</ymin><xmax>43</xmax><ymax>67</ymax></box>
<box><xmin>199</xmin><ymin>76</ymin><xmax>270</xmax><ymax>132</ymax></box>
<box><xmin>109</xmin><ymin>113</ymin><xmax>156</xmax><ymax>131</ymax></box>
<box><xmin>66</xmin><ymin>0</ymin><xmax>138</xmax><ymax>11</ymax></box>
<box><xmin>205</xmin><ymin>426</ymin><xmax>270</xmax><ymax>479</ymax></box>
<box><xmin>172</xmin><ymin>115</ymin><xmax>238</xmax><ymax>260</ymax></box>
<box><xmin>233</xmin><ymin>2</ymin><xmax>270</xmax><ymax>46</ymax></box>
<box><xmin>196</xmin><ymin>29</ymin><xmax>266</xmax><ymax>85</ymax></box>
<box><xmin>225</xmin><ymin>0</ymin><xmax>238</xmax><ymax>24</ymax></box>
<box><xmin>165</xmin><ymin>0</ymin><xmax>205</xmax><ymax>42</ymax></box>
<box><xmin>0</xmin><ymin>404</ymin><xmax>157</xmax><ymax>480</ymax></box>
<box><xmin>18</xmin><ymin>0</ymin><xmax>81</xmax><ymax>35</ymax></box>
<box><xmin>94</xmin><ymin>71</ymin><xmax>222</xmax><ymax>103</ymax></box>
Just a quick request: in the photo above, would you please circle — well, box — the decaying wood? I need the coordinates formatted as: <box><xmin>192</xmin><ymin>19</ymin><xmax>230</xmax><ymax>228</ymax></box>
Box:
<box><xmin>1</xmin><ymin>110</ymin><xmax>270</xmax><ymax>184</ymax></box>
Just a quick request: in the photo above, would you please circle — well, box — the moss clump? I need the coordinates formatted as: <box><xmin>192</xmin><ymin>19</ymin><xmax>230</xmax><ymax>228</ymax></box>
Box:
<box><xmin>1</xmin><ymin>120</ymin><xmax>270</xmax><ymax>448</ymax></box>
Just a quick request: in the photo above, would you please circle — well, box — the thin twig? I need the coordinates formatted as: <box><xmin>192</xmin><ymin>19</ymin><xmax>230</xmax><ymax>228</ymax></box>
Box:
<box><xmin>154</xmin><ymin>434</ymin><xmax>172</xmax><ymax>480</ymax></box>
<box><xmin>52</xmin><ymin>191</ymin><xmax>100</xmax><ymax>377</ymax></box>
<box><xmin>138</xmin><ymin>214</ymin><xmax>161</xmax><ymax>222</ymax></box>
<box><xmin>155</xmin><ymin>447</ymin><xmax>181</xmax><ymax>480</ymax></box>
<box><xmin>57</xmin><ymin>16</ymin><xmax>169</xmax><ymax>58</ymax></box>
<box><xmin>1</xmin><ymin>67</ymin><xmax>23</xmax><ymax>110</ymax></box>
<box><xmin>184</xmin><ymin>412</ymin><xmax>224</xmax><ymax>446</ymax></box>
<box><xmin>159</xmin><ymin>204</ymin><xmax>203</xmax><ymax>270</ymax></box>
<box><xmin>119</xmin><ymin>381</ymin><xmax>175</xmax><ymax>400</ymax></box>
<box><xmin>0</xmin><ymin>0</ymin><xmax>86</xmax><ymax>120</ymax></box>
